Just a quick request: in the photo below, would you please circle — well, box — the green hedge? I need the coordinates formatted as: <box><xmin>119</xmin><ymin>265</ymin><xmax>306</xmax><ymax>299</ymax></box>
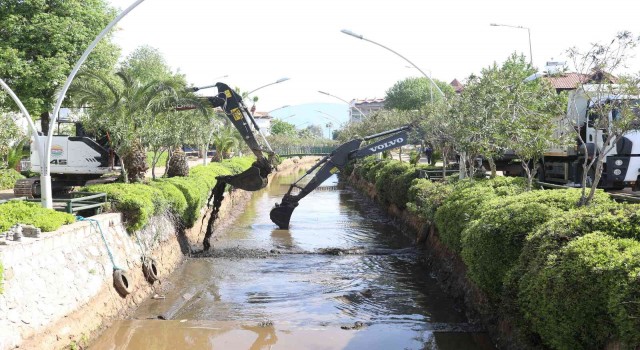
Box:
<box><xmin>0</xmin><ymin>169</ymin><xmax>24</xmax><ymax>190</ymax></box>
<box><xmin>83</xmin><ymin>183</ymin><xmax>167</xmax><ymax>232</ymax></box>
<box><xmin>84</xmin><ymin>156</ymin><xmax>254</xmax><ymax>231</ymax></box>
<box><xmin>518</xmin><ymin>231</ymin><xmax>640</xmax><ymax>350</ymax></box>
<box><xmin>460</xmin><ymin>189</ymin><xmax>607</xmax><ymax>299</ymax></box>
<box><xmin>508</xmin><ymin>203</ymin><xmax>640</xmax><ymax>349</ymax></box>
<box><xmin>406</xmin><ymin>178</ymin><xmax>453</xmax><ymax>224</ymax></box>
<box><xmin>0</xmin><ymin>201</ymin><xmax>75</xmax><ymax>232</ymax></box>
<box><xmin>434</xmin><ymin>177</ymin><xmax>527</xmax><ymax>253</ymax></box>
<box><xmin>375</xmin><ymin>161</ymin><xmax>413</xmax><ymax>207</ymax></box>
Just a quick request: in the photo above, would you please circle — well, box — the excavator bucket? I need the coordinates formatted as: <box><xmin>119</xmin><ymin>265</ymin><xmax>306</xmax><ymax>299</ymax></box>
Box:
<box><xmin>270</xmin><ymin>202</ymin><xmax>298</xmax><ymax>229</ymax></box>
<box><xmin>220</xmin><ymin>166</ymin><xmax>268</xmax><ymax>191</ymax></box>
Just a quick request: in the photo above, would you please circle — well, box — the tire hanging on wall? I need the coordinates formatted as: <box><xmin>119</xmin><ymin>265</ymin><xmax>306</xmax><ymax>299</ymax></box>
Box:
<box><xmin>113</xmin><ymin>269</ymin><xmax>132</xmax><ymax>297</ymax></box>
<box><xmin>142</xmin><ymin>258</ymin><xmax>159</xmax><ymax>283</ymax></box>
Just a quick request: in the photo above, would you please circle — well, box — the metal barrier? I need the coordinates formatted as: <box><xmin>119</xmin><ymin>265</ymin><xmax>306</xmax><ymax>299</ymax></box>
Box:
<box><xmin>274</xmin><ymin>145</ymin><xmax>335</xmax><ymax>157</ymax></box>
<box><xmin>26</xmin><ymin>192</ymin><xmax>107</xmax><ymax>214</ymax></box>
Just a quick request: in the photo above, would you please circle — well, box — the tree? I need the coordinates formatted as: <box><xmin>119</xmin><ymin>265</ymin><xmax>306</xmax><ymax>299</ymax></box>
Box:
<box><xmin>299</xmin><ymin>124</ymin><xmax>323</xmax><ymax>139</ymax></box>
<box><xmin>384</xmin><ymin>77</ymin><xmax>454</xmax><ymax>110</ymax></box>
<box><xmin>566</xmin><ymin>31</ymin><xmax>640</xmax><ymax>205</ymax></box>
<box><xmin>0</xmin><ymin>0</ymin><xmax>119</xmax><ymax>130</ymax></box>
<box><xmin>211</xmin><ymin>124</ymin><xmax>240</xmax><ymax>161</ymax></box>
<box><xmin>271</xmin><ymin>119</ymin><xmax>297</xmax><ymax>136</ymax></box>
<box><xmin>69</xmin><ymin>69</ymin><xmax>205</xmax><ymax>182</ymax></box>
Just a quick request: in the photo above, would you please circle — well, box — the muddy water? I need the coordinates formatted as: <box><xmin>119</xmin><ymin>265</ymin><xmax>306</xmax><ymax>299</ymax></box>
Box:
<box><xmin>90</xmin><ymin>170</ymin><xmax>495</xmax><ymax>350</ymax></box>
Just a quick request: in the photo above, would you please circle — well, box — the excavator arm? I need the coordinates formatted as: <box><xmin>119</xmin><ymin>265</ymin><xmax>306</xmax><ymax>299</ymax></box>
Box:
<box><xmin>202</xmin><ymin>82</ymin><xmax>275</xmax><ymax>191</ymax></box>
<box><xmin>270</xmin><ymin>125</ymin><xmax>411</xmax><ymax>229</ymax></box>
<box><xmin>183</xmin><ymin>82</ymin><xmax>277</xmax><ymax>250</ymax></box>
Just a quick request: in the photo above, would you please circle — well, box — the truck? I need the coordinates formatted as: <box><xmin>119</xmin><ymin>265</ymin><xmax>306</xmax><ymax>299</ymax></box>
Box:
<box><xmin>527</xmin><ymin>84</ymin><xmax>640</xmax><ymax>190</ymax></box>
<box><xmin>14</xmin><ymin>121</ymin><xmax>120</xmax><ymax>197</ymax></box>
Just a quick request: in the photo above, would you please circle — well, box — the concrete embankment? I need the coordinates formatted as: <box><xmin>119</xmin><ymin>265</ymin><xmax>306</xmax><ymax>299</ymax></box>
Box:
<box><xmin>0</xmin><ymin>156</ymin><xmax>319</xmax><ymax>350</ymax></box>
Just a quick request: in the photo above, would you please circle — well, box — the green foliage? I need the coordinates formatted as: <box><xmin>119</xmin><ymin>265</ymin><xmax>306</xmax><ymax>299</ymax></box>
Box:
<box><xmin>518</xmin><ymin>232</ymin><xmax>640</xmax><ymax>350</ymax></box>
<box><xmin>434</xmin><ymin>177</ymin><xmax>526</xmax><ymax>253</ymax></box>
<box><xmin>461</xmin><ymin>188</ymin><xmax>614</xmax><ymax>298</ymax></box>
<box><xmin>146</xmin><ymin>150</ymin><xmax>168</xmax><ymax>168</ymax></box>
<box><xmin>148</xmin><ymin>180</ymin><xmax>187</xmax><ymax>223</ymax></box>
<box><xmin>83</xmin><ymin>183</ymin><xmax>166</xmax><ymax>232</ymax></box>
<box><xmin>0</xmin><ymin>201</ymin><xmax>75</xmax><ymax>232</ymax></box>
<box><xmin>384</xmin><ymin>77</ymin><xmax>455</xmax><ymax>110</ymax></box>
<box><xmin>0</xmin><ymin>0</ymin><xmax>119</xmax><ymax>115</ymax></box>
<box><xmin>0</xmin><ymin>169</ymin><xmax>24</xmax><ymax>190</ymax></box>
<box><xmin>270</xmin><ymin>119</ymin><xmax>297</xmax><ymax>136</ymax></box>
<box><xmin>84</xmin><ymin>157</ymin><xmax>253</xmax><ymax>231</ymax></box>
<box><xmin>406</xmin><ymin>178</ymin><xmax>453</xmax><ymax>224</ymax></box>
<box><xmin>375</xmin><ymin>161</ymin><xmax>415</xmax><ymax>208</ymax></box>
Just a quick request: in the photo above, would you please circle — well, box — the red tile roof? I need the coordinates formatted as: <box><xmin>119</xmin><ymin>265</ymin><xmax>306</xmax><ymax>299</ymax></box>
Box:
<box><xmin>545</xmin><ymin>72</ymin><xmax>617</xmax><ymax>90</ymax></box>
<box><xmin>450</xmin><ymin>79</ymin><xmax>464</xmax><ymax>93</ymax></box>
<box><xmin>352</xmin><ymin>98</ymin><xmax>385</xmax><ymax>104</ymax></box>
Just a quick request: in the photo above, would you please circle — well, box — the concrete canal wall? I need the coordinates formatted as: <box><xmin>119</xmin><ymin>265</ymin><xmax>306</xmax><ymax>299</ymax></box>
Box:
<box><xmin>0</xmin><ymin>156</ymin><xmax>319</xmax><ymax>350</ymax></box>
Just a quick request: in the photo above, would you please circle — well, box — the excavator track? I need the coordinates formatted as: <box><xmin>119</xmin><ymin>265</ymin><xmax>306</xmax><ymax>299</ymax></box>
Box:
<box><xmin>13</xmin><ymin>178</ymin><xmax>39</xmax><ymax>198</ymax></box>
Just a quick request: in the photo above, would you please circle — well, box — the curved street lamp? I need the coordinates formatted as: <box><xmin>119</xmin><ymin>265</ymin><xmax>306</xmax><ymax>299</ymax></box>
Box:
<box><xmin>341</xmin><ymin>29</ymin><xmax>444</xmax><ymax>98</ymax></box>
<box><xmin>490</xmin><ymin>23</ymin><xmax>533</xmax><ymax>66</ymax></box>
<box><xmin>41</xmin><ymin>0</ymin><xmax>145</xmax><ymax>208</ymax></box>
<box><xmin>317</xmin><ymin>90</ymin><xmax>367</xmax><ymax>120</ymax></box>
<box><xmin>247</xmin><ymin>77</ymin><xmax>290</xmax><ymax>96</ymax></box>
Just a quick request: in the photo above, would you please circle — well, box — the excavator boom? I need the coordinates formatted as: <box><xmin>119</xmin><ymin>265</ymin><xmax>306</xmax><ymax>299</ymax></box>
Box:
<box><xmin>270</xmin><ymin>126</ymin><xmax>410</xmax><ymax>229</ymax></box>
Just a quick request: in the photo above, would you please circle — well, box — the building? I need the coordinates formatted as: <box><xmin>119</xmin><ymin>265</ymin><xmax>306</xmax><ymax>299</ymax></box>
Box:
<box><xmin>253</xmin><ymin>111</ymin><xmax>273</xmax><ymax>136</ymax></box>
<box><xmin>349</xmin><ymin>98</ymin><xmax>385</xmax><ymax>123</ymax></box>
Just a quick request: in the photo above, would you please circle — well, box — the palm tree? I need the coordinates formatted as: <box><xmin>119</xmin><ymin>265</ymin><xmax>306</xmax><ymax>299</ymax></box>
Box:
<box><xmin>69</xmin><ymin>69</ymin><xmax>208</xmax><ymax>182</ymax></box>
<box><xmin>211</xmin><ymin>124</ymin><xmax>240</xmax><ymax>161</ymax></box>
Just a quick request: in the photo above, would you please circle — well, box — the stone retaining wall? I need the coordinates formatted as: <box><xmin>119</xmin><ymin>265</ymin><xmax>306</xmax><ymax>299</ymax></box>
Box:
<box><xmin>0</xmin><ymin>156</ymin><xmax>320</xmax><ymax>350</ymax></box>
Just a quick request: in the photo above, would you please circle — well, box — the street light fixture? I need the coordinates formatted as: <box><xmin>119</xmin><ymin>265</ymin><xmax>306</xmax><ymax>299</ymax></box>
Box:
<box><xmin>341</xmin><ymin>29</ymin><xmax>444</xmax><ymax>98</ymax></box>
<box><xmin>490</xmin><ymin>23</ymin><xmax>533</xmax><ymax>66</ymax></box>
<box><xmin>318</xmin><ymin>90</ymin><xmax>367</xmax><ymax>120</ymax></box>
<box><xmin>247</xmin><ymin>77</ymin><xmax>290</xmax><ymax>95</ymax></box>
<box><xmin>267</xmin><ymin>105</ymin><xmax>290</xmax><ymax>114</ymax></box>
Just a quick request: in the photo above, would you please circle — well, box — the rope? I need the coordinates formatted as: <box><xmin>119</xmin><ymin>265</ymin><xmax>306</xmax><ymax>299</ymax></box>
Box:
<box><xmin>77</xmin><ymin>216</ymin><xmax>123</xmax><ymax>271</ymax></box>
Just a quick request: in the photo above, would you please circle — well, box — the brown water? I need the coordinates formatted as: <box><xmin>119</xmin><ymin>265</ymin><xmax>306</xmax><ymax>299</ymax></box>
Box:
<box><xmin>90</xmin><ymin>170</ymin><xmax>495</xmax><ymax>350</ymax></box>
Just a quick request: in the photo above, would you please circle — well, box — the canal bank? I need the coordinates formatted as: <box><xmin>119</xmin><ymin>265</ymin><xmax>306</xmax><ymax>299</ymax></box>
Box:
<box><xmin>0</xmin><ymin>156</ymin><xmax>319</xmax><ymax>350</ymax></box>
<box><xmin>88</xmin><ymin>164</ymin><xmax>494</xmax><ymax>349</ymax></box>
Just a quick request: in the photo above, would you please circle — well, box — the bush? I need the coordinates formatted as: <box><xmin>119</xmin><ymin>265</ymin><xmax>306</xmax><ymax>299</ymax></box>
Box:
<box><xmin>406</xmin><ymin>179</ymin><xmax>453</xmax><ymax>223</ymax></box>
<box><xmin>434</xmin><ymin>177</ymin><xmax>526</xmax><ymax>253</ymax></box>
<box><xmin>83</xmin><ymin>183</ymin><xmax>166</xmax><ymax>232</ymax></box>
<box><xmin>375</xmin><ymin>161</ymin><xmax>413</xmax><ymax>207</ymax></box>
<box><xmin>0</xmin><ymin>169</ymin><xmax>24</xmax><ymax>190</ymax></box>
<box><xmin>84</xmin><ymin>157</ymin><xmax>254</xmax><ymax>231</ymax></box>
<box><xmin>148</xmin><ymin>180</ymin><xmax>188</xmax><ymax>223</ymax></box>
<box><xmin>518</xmin><ymin>232</ymin><xmax>640</xmax><ymax>350</ymax></box>
<box><xmin>461</xmin><ymin>188</ymin><xmax>613</xmax><ymax>298</ymax></box>
<box><xmin>0</xmin><ymin>201</ymin><xmax>75</xmax><ymax>232</ymax></box>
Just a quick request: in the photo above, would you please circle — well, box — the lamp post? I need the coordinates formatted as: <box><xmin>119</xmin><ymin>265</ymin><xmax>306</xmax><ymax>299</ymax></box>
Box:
<box><xmin>318</xmin><ymin>90</ymin><xmax>367</xmax><ymax>121</ymax></box>
<box><xmin>490</xmin><ymin>23</ymin><xmax>533</xmax><ymax>66</ymax></box>
<box><xmin>341</xmin><ymin>29</ymin><xmax>444</xmax><ymax>98</ymax></box>
<box><xmin>267</xmin><ymin>105</ymin><xmax>290</xmax><ymax>114</ymax></box>
<box><xmin>247</xmin><ymin>77</ymin><xmax>290</xmax><ymax>96</ymax></box>
<box><xmin>41</xmin><ymin>0</ymin><xmax>145</xmax><ymax>209</ymax></box>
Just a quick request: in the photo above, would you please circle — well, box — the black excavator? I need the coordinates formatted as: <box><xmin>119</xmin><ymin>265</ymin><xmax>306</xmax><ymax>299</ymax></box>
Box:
<box><xmin>270</xmin><ymin>125</ymin><xmax>411</xmax><ymax>229</ymax></box>
<box><xmin>181</xmin><ymin>82</ymin><xmax>276</xmax><ymax>250</ymax></box>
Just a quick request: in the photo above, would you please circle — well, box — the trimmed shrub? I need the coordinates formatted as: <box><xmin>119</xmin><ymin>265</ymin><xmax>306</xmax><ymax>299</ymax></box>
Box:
<box><xmin>461</xmin><ymin>188</ymin><xmax>613</xmax><ymax>298</ymax></box>
<box><xmin>83</xmin><ymin>183</ymin><xmax>166</xmax><ymax>232</ymax></box>
<box><xmin>149</xmin><ymin>180</ymin><xmax>188</xmax><ymax>223</ymax></box>
<box><xmin>375</xmin><ymin>161</ymin><xmax>413</xmax><ymax>207</ymax></box>
<box><xmin>0</xmin><ymin>201</ymin><xmax>75</xmax><ymax>232</ymax></box>
<box><xmin>163</xmin><ymin>176</ymin><xmax>206</xmax><ymax>227</ymax></box>
<box><xmin>434</xmin><ymin>177</ymin><xmax>526</xmax><ymax>253</ymax></box>
<box><xmin>518</xmin><ymin>232</ymin><xmax>640</xmax><ymax>350</ymax></box>
<box><xmin>0</xmin><ymin>169</ymin><xmax>24</xmax><ymax>190</ymax></box>
<box><xmin>406</xmin><ymin>178</ymin><xmax>453</xmax><ymax>224</ymax></box>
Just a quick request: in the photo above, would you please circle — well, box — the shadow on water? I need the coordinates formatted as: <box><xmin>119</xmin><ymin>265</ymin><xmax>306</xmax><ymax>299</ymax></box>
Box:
<box><xmin>90</xmin><ymin>169</ymin><xmax>496</xmax><ymax>350</ymax></box>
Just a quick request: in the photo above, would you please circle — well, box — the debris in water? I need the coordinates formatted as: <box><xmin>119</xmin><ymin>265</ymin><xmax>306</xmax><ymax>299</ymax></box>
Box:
<box><xmin>340</xmin><ymin>321</ymin><xmax>365</xmax><ymax>330</ymax></box>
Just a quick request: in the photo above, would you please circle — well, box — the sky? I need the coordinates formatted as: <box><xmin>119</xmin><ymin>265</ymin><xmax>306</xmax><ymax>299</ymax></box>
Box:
<box><xmin>105</xmin><ymin>0</ymin><xmax>640</xmax><ymax>135</ymax></box>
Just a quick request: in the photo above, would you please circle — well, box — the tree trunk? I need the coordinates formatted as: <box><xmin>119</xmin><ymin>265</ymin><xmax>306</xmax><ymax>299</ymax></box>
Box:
<box><xmin>459</xmin><ymin>151</ymin><xmax>467</xmax><ymax>180</ymax></box>
<box><xmin>122</xmin><ymin>140</ymin><xmax>148</xmax><ymax>183</ymax></box>
<box><xmin>40</xmin><ymin>111</ymin><xmax>50</xmax><ymax>136</ymax></box>
<box><xmin>488</xmin><ymin>157</ymin><xmax>497</xmax><ymax>179</ymax></box>
<box><xmin>167</xmin><ymin>150</ymin><xmax>189</xmax><ymax>177</ymax></box>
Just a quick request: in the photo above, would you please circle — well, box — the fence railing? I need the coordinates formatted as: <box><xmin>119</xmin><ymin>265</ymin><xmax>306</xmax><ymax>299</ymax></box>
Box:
<box><xmin>273</xmin><ymin>145</ymin><xmax>335</xmax><ymax>156</ymax></box>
